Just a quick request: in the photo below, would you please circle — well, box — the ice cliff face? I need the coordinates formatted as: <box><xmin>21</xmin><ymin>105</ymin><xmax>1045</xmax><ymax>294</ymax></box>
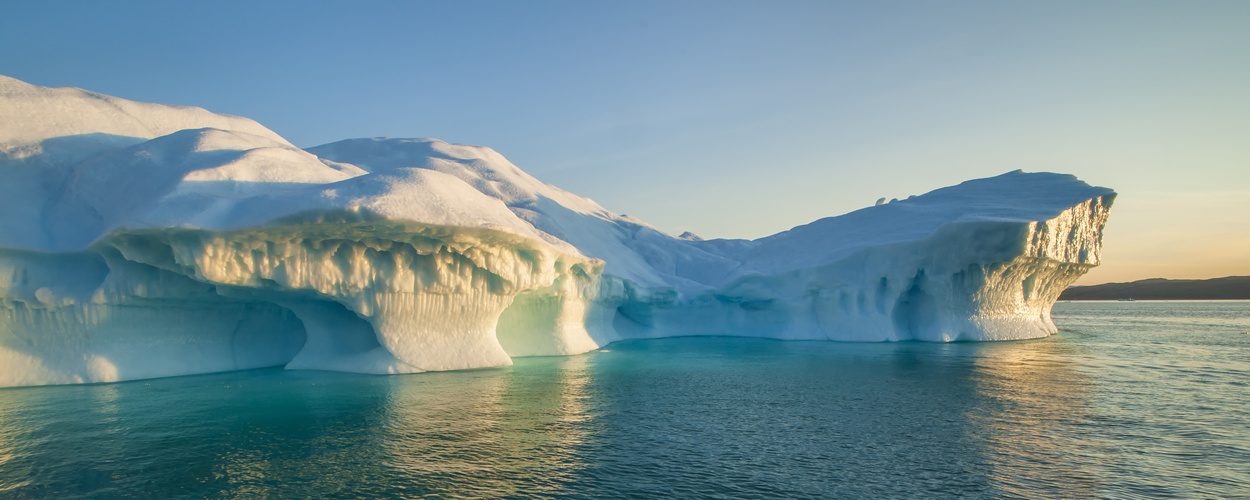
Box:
<box><xmin>0</xmin><ymin>75</ymin><xmax>1116</xmax><ymax>387</ymax></box>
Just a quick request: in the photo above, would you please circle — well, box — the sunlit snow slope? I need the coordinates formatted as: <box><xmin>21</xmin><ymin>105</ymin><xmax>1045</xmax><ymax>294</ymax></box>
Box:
<box><xmin>0</xmin><ymin>75</ymin><xmax>1115</xmax><ymax>387</ymax></box>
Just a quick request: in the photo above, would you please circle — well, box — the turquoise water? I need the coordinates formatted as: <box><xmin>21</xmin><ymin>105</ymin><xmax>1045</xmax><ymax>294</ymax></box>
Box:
<box><xmin>1</xmin><ymin>301</ymin><xmax>1247</xmax><ymax>498</ymax></box>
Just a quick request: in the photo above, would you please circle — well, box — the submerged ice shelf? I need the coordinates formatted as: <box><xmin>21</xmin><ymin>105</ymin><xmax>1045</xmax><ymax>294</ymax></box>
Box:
<box><xmin>0</xmin><ymin>75</ymin><xmax>1116</xmax><ymax>387</ymax></box>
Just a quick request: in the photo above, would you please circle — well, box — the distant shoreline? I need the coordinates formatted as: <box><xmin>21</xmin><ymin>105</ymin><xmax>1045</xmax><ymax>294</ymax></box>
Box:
<box><xmin>1059</xmin><ymin>276</ymin><xmax>1250</xmax><ymax>301</ymax></box>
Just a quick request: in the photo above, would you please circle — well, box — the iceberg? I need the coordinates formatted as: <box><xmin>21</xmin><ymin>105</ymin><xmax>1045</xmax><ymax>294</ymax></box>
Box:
<box><xmin>0</xmin><ymin>75</ymin><xmax>1116</xmax><ymax>387</ymax></box>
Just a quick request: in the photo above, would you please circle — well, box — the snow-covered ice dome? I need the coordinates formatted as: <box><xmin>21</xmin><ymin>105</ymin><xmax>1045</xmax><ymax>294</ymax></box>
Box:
<box><xmin>0</xmin><ymin>75</ymin><xmax>1115</xmax><ymax>387</ymax></box>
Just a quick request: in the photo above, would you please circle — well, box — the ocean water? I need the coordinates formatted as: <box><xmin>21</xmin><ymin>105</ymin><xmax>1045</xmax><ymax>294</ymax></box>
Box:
<box><xmin>1</xmin><ymin>301</ymin><xmax>1247</xmax><ymax>499</ymax></box>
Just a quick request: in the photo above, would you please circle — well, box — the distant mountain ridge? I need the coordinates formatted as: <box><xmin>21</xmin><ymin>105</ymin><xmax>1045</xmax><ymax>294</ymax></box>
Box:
<box><xmin>1060</xmin><ymin>276</ymin><xmax>1250</xmax><ymax>300</ymax></box>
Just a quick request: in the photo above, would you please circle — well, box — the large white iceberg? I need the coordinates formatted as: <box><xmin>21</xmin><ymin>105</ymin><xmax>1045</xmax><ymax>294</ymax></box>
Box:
<box><xmin>0</xmin><ymin>75</ymin><xmax>1115</xmax><ymax>387</ymax></box>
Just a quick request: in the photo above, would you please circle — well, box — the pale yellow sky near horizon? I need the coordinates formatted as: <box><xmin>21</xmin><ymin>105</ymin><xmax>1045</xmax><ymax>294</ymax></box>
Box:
<box><xmin>1076</xmin><ymin>190</ymin><xmax>1249</xmax><ymax>285</ymax></box>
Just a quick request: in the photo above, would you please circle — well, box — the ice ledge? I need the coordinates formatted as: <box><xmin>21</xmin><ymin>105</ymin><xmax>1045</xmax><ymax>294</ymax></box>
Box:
<box><xmin>1</xmin><ymin>220</ymin><xmax>603</xmax><ymax>386</ymax></box>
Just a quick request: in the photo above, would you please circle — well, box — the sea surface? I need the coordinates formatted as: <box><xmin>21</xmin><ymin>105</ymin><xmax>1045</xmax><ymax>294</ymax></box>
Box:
<box><xmin>1</xmin><ymin>301</ymin><xmax>1247</xmax><ymax>499</ymax></box>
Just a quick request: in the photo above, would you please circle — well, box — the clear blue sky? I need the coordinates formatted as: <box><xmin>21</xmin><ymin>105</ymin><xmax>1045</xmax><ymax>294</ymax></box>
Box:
<box><xmin>3</xmin><ymin>0</ymin><xmax>1247</xmax><ymax>283</ymax></box>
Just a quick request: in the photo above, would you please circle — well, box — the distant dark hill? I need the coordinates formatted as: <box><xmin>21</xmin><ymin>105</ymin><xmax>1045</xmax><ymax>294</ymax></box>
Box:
<box><xmin>1060</xmin><ymin>276</ymin><xmax>1250</xmax><ymax>300</ymax></box>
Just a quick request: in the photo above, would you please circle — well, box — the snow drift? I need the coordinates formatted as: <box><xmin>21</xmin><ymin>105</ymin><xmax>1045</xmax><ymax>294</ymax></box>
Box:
<box><xmin>0</xmin><ymin>75</ymin><xmax>1115</xmax><ymax>387</ymax></box>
